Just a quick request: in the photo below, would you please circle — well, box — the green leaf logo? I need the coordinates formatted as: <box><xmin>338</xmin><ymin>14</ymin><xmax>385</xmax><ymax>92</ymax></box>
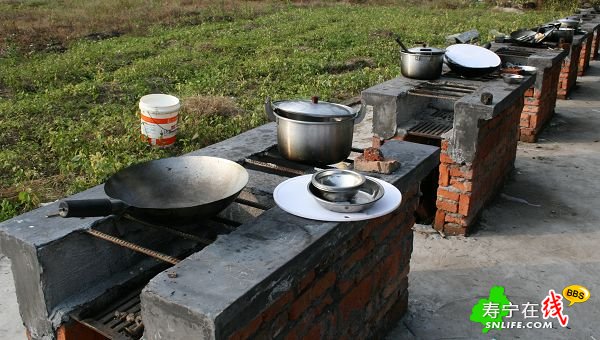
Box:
<box><xmin>470</xmin><ymin>286</ymin><xmax>511</xmax><ymax>334</ymax></box>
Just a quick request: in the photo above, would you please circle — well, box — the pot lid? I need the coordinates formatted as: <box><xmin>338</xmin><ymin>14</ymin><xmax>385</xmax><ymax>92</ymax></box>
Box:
<box><xmin>445</xmin><ymin>44</ymin><xmax>501</xmax><ymax>69</ymax></box>
<box><xmin>272</xmin><ymin>97</ymin><xmax>354</xmax><ymax>120</ymax></box>
<box><xmin>407</xmin><ymin>46</ymin><xmax>445</xmax><ymax>55</ymax></box>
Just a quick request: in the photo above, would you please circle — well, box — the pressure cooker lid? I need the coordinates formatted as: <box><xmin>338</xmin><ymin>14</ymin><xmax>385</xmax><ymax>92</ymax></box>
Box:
<box><xmin>272</xmin><ymin>97</ymin><xmax>354</xmax><ymax>120</ymax></box>
<box><xmin>407</xmin><ymin>46</ymin><xmax>445</xmax><ymax>55</ymax></box>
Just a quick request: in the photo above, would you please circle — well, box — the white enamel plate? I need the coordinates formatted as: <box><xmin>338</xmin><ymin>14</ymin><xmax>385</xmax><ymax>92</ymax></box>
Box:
<box><xmin>273</xmin><ymin>175</ymin><xmax>402</xmax><ymax>222</ymax></box>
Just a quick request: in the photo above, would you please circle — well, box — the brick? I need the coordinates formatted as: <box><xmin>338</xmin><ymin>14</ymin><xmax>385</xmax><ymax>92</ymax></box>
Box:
<box><xmin>440</xmin><ymin>152</ymin><xmax>453</xmax><ymax>164</ymax></box>
<box><xmin>437</xmin><ymin>187</ymin><xmax>460</xmax><ymax>201</ymax></box>
<box><xmin>298</xmin><ymin>270</ymin><xmax>315</xmax><ymax>292</ymax></box>
<box><xmin>441</xmin><ymin>140</ymin><xmax>449</xmax><ymax>151</ymax></box>
<box><xmin>529</xmin><ymin>115</ymin><xmax>539</xmax><ymax>128</ymax></box>
<box><xmin>443</xmin><ymin>223</ymin><xmax>468</xmax><ymax>236</ymax></box>
<box><xmin>450</xmin><ymin>178</ymin><xmax>472</xmax><ymax>193</ymax></box>
<box><xmin>520</xmin><ymin>114</ymin><xmax>530</xmax><ymax>128</ymax></box>
<box><xmin>314</xmin><ymin>294</ymin><xmax>334</xmax><ymax>316</ymax></box>
<box><xmin>343</xmin><ymin>240</ymin><xmax>374</xmax><ymax>270</ymax></box>
<box><xmin>524</xmin><ymin>97</ymin><xmax>539</xmax><ymax>105</ymax></box>
<box><xmin>354</xmin><ymin>155</ymin><xmax>400</xmax><ymax>174</ymax></box>
<box><xmin>449</xmin><ymin>166</ymin><xmax>473</xmax><ymax>180</ymax></box>
<box><xmin>339</xmin><ymin>275</ymin><xmax>373</xmax><ymax>322</ymax></box>
<box><xmin>337</xmin><ymin>279</ymin><xmax>354</xmax><ymax>295</ymax></box>
<box><xmin>305</xmin><ymin>324</ymin><xmax>322</xmax><ymax>340</ymax></box>
<box><xmin>228</xmin><ymin>314</ymin><xmax>262</xmax><ymax>340</ymax></box>
<box><xmin>289</xmin><ymin>272</ymin><xmax>335</xmax><ymax>320</ymax></box>
<box><xmin>381</xmin><ymin>264</ymin><xmax>408</xmax><ymax>299</ymax></box>
<box><xmin>459</xmin><ymin>194</ymin><xmax>470</xmax><ymax>216</ymax></box>
<box><xmin>436</xmin><ymin>199</ymin><xmax>458</xmax><ymax>213</ymax></box>
<box><xmin>378</xmin><ymin>219</ymin><xmax>397</xmax><ymax>242</ymax></box>
<box><xmin>444</xmin><ymin>213</ymin><xmax>468</xmax><ymax>226</ymax></box>
<box><xmin>434</xmin><ymin>210</ymin><xmax>446</xmax><ymax>230</ymax></box>
<box><xmin>289</xmin><ymin>294</ymin><xmax>311</xmax><ymax>321</ymax></box>
<box><xmin>262</xmin><ymin>291</ymin><xmax>294</xmax><ymax>322</ymax></box>
<box><xmin>439</xmin><ymin>163</ymin><xmax>450</xmax><ymax>186</ymax></box>
<box><xmin>313</xmin><ymin>272</ymin><xmax>336</xmax><ymax>297</ymax></box>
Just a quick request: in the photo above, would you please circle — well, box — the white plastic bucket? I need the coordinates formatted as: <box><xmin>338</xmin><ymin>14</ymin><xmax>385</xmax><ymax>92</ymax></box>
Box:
<box><xmin>139</xmin><ymin>94</ymin><xmax>181</xmax><ymax>147</ymax></box>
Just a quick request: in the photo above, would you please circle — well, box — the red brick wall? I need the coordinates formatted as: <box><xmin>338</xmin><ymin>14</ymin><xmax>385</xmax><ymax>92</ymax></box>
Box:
<box><xmin>558</xmin><ymin>43</ymin><xmax>582</xmax><ymax>100</ymax></box>
<box><xmin>592</xmin><ymin>30</ymin><xmax>600</xmax><ymax>60</ymax></box>
<box><xmin>519</xmin><ymin>62</ymin><xmax>561</xmax><ymax>142</ymax></box>
<box><xmin>578</xmin><ymin>33</ymin><xmax>594</xmax><ymax>76</ymax></box>
<box><xmin>435</xmin><ymin>98</ymin><xmax>524</xmax><ymax>235</ymax></box>
<box><xmin>226</xmin><ymin>183</ymin><xmax>420</xmax><ymax>340</ymax></box>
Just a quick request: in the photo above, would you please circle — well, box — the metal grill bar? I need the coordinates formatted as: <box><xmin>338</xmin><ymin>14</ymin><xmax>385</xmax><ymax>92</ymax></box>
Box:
<box><xmin>75</xmin><ymin>289</ymin><xmax>143</xmax><ymax>340</ymax></box>
<box><xmin>86</xmin><ymin>229</ymin><xmax>181</xmax><ymax>265</ymax></box>
<box><xmin>408</xmin><ymin>81</ymin><xmax>478</xmax><ymax>100</ymax></box>
<box><xmin>244</xmin><ymin>158</ymin><xmax>306</xmax><ymax>176</ymax></box>
<box><xmin>234</xmin><ymin>198</ymin><xmax>270</xmax><ymax>211</ymax></box>
<box><xmin>407</xmin><ymin>121</ymin><xmax>452</xmax><ymax>139</ymax></box>
<box><xmin>496</xmin><ymin>47</ymin><xmax>536</xmax><ymax>57</ymax></box>
<box><xmin>430</xmin><ymin>110</ymin><xmax>454</xmax><ymax>119</ymax></box>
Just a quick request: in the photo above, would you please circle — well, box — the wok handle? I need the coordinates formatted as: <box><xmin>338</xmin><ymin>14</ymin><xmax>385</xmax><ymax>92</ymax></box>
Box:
<box><xmin>58</xmin><ymin>199</ymin><xmax>127</xmax><ymax>218</ymax></box>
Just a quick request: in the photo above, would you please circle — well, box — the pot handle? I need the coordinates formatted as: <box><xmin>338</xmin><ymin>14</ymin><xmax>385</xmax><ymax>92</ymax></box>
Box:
<box><xmin>58</xmin><ymin>199</ymin><xmax>127</xmax><ymax>218</ymax></box>
<box><xmin>353</xmin><ymin>99</ymin><xmax>367</xmax><ymax>124</ymax></box>
<box><xmin>265</xmin><ymin>97</ymin><xmax>276</xmax><ymax>122</ymax></box>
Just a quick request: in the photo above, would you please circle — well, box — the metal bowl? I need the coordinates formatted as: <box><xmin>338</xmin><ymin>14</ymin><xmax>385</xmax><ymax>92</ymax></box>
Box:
<box><xmin>519</xmin><ymin>66</ymin><xmax>537</xmax><ymax>75</ymax></box>
<box><xmin>502</xmin><ymin>73</ymin><xmax>524</xmax><ymax>84</ymax></box>
<box><xmin>311</xmin><ymin>169</ymin><xmax>365</xmax><ymax>201</ymax></box>
<box><xmin>307</xmin><ymin>178</ymin><xmax>384</xmax><ymax>213</ymax></box>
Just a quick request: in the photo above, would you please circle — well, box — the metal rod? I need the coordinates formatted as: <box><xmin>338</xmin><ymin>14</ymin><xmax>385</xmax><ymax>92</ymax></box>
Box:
<box><xmin>122</xmin><ymin>214</ymin><xmax>212</xmax><ymax>245</ymax></box>
<box><xmin>234</xmin><ymin>198</ymin><xmax>270</xmax><ymax>211</ymax></box>
<box><xmin>244</xmin><ymin>158</ymin><xmax>305</xmax><ymax>176</ymax></box>
<box><xmin>86</xmin><ymin>229</ymin><xmax>180</xmax><ymax>265</ymax></box>
<box><xmin>408</xmin><ymin>91</ymin><xmax>466</xmax><ymax>101</ymax></box>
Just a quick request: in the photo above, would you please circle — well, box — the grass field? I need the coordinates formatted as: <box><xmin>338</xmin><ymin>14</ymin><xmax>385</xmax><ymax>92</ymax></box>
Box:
<box><xmin>0</xmin><ymin>1</ymin><xmax>571</xmax><ymax>221</ymax></box>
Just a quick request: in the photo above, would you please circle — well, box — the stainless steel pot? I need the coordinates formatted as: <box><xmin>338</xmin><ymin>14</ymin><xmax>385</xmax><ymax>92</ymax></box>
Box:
<box><xmin>265</xmin><ymin>97</ymin><xmax>366</xmax><ymax>165</ymax></box>
<box><xmin>398</xmin><ymin>45</ymin><xmax>445</xmax><ymax>80</ymax></box>
<box><xmin>549</xmin><ymin>28</ymin><xmax>575</xmax><ymax>43</ymax></box>
<box><xmin>557</xmin><ymin>18</ymin><xmax>581</xmax><ymax>29</ymax></box>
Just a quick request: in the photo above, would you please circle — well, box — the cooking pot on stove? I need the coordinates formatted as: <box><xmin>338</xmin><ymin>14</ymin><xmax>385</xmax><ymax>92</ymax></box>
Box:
<box><xmin>557</xmin><ymin>18</ymin><xmax>581</xmax><ymax>29</ymax></box>
<box><xmin>265</xmin><ymin>97</ymin><xmax>366</xmax><ymax>165</ymax></box>
<box><xmin>396</xmin><ymin>38</ymin><xmax>445</xmax><ymax>80</ymax></box>
<box><xmin>549</xmin><ymin>28</ymin><xmax>575</xmax><ymax>43</ymax></box>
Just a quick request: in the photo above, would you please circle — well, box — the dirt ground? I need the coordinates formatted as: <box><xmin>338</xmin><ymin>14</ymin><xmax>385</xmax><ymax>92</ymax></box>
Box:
<box><xmin>1</xmin><ymin>61</ymin><xmax>599</xmax><ymax>339</ymax></box>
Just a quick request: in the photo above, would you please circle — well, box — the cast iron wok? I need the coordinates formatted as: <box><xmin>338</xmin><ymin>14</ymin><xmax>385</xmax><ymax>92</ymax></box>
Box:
<box><xmin>58</xmin><ymin>156</ymin><xmax>249</xmax><ymax>225</ymax></box>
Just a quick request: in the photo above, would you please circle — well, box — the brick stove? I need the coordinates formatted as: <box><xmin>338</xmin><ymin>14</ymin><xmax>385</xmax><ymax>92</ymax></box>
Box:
<box><xmin>0</xmin><ymin>123</ymin><xmax>439</xmax><ymax>340</ymax></box>
<box><xmin>579</xmin><ymin>21</ymin><xmax>600</xmax><ymax>76</ymax></box>
<box><xmin>362</xmin><ymin>71</ymin><xmax>535</xmax><ymax>235</ymax></box>
<box><xmin>490</xmin><ymin>43</ymin><xmax>567</xmax><ymax>142</ymax></box>
<box><xmin>589</xmin><ymin>17</ymin><xmax>600</xmax><ymax>60</ymax></box>
<box><xmin>557</xmin><ymin>31</ymin><xmax>589</xmax><ymax>99</ymax></box>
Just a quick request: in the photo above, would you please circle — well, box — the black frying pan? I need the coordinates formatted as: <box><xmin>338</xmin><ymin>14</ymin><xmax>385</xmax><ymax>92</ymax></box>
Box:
<box><xmin>59</xmin><ymin>156</ymin><xmax>249</xmax><ymax>225</ymax></box>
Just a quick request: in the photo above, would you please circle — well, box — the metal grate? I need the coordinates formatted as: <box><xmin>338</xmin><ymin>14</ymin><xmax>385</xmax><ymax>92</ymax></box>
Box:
<box><xmin>442</xmin><ymin>70</ymin><xmax>502</xmax><ymax>82</ymax></box>
<box><xmin>407</xmin><ymin>108</ymin><xmax>454</xmax><ymax>139</ymax></box>
<box><xmin>407</xmin><ymin>81</ymin><xmax>478</xmax><ymax>100</ymax></box>
<box><xmin>76</xmin><ymin>290</ymin><xmax>143</xmax><ymax>340</ymax></box>
<box><xmin>495</xmin><ymin>47</ymin><xmax>536</xmax><ymax>58</ymax></box>
<box><xmin>407</xmin><ymin>121</ymin><xmax>452</xmax><ymax>139</ymax></box>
